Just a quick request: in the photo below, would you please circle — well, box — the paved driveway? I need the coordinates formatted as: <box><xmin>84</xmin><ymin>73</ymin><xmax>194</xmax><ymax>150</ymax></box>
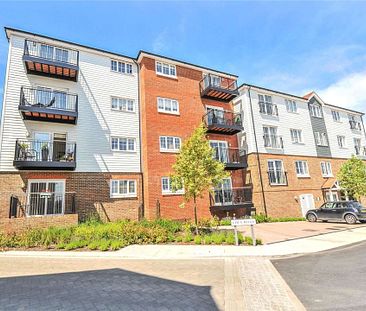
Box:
<box><xmin>272</xmin><ymin>241</ymin><xmax>366</xmax><ymax>310</ymax></box>
<box><xmin>238</xmin><ymin>221</ymin><xmax>366</xmax><ymax>244</ymax></box>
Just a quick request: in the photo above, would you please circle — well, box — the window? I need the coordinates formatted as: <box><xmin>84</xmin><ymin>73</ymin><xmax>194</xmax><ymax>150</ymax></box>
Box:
<box><xmin>320</xmin><ymin>161</ymin><xmax>333</xmax><ymax>177</ymax></box>
<box><xmin>332</xmin><ymin>110</ymin><xmax>341</xmax><ymax>122</ymax></box>
<box><xmin>309</xmin><ymin>103</ymin><xmax>322</xmax><ymax>118</ymax></box>
<box><xmin>161</xmin><ymin>177</ymin><xmax>184</xmax><ymax>195</ymax></box>
<box><xmin>295</xmin><ymin>161</ymin><xmax>309</xmax><ymax>177</ymax></box>
<box><xmin>110</xmin><ymin>180</ymin><xmax>136</xmax><ymax>198</ymax></box>
<box><xmin>258</xmin><ymin>94</ymin><xmax>278</xmax><ymax>116</ymax></box>
<box><xmin>354</xmin><ymin>138</ymin><xmax>362</xmax><ymax>155</ymax></box>
<box><xmin>349</xmin><ymin>115</ymin><xmax>362</xmax><ymax>130</ymax></box>
<box><xmin>111</xmin><ymin>60</ymin><xmax>133</xmax><ymax>74</ymax></box>
<box><xmin>286</xmin><ymin>99</ymin><xmax>297</xmax><ymax>113</ymax></box>
<box><xmin>160</xmin><ymin>136</ymin><xmax>181</xmax><ymax>152</ymax></box>
<box><xmin>263</xmin><ymin>126</ymin><xmax>282</xmax><ymax>149</ymax></box>
<box><xmin>111</xmin><ymin>97</ymin><xmax>135</xmax><ymax>112</ymax></box>
<box><xmin>111</xmin><ymin>137</ymin><xmax>136</xmax><ymax>152</ymax></box>
<box><xmin>268</xmin><ymin>160</ymin><xmax>287</xmax><ymax>185</ymax></box>
<box><xmin>314</xmin><ymin>132</ymin><xmax>328</xmax><ymax>146</ymax></box>
<box><xmin>337</xmin><ymin>136</ymin><xmax>346</xmax><ymax>148</ymax></box>
<box><xmin>156</xmin><ymin>61</ymin><xmax>176</xmax><ymax>77</ymax></box>
<box><xmin>290</xmin><ymin>129</ymin><xmax>303</xmax><ymax>144</ymax></box>
<box><xmin>157</xmin><ymin>97</ymin><xmax>179</xmax><ymax>114</ymax></box>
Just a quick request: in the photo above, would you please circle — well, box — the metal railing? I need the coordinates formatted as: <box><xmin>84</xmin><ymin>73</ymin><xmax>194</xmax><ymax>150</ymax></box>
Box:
<box><xmin>203</xmin><ymin>110</ymin><xmax>243</xmax><ymax>128</ymax></box>
<box><xmin>263</xmin><ymin>135</ymin><xmax>283</xmax><ymax>149</ymax></box>
<box><xmin>210</xmin><ymin>187</ymin><xmax>251</xmax><ymax>206</ymax></box>
<box><xmin>9</xmin><ymin>193</ymin><xmax>76</xmax><ymax>218</ymax></box>
<box><xmin>200</xmin><ymin>74</ymin><xmax>238</xmax><ymax>93</ymax></box>
<box><xmin>355</xmin><ymin>146</ymin><xmax>366</xmax><ymax>156</ymax></box>
<box><xmin>24</xmin><ymin>39</ymin><xmax>79</xmax><ymax>66</ymax></box>
<box><xmin>349</xmin><ymin>120</ymin><xmax>362</xmax><ymax>131</ymax></box>
<box><xmin>268</xmin><ymin>171</ymin><xmax>288</xmax><ymax>186</ymax></box>
<box><xmin>20</xmin><ymin>86</ymin><xmax>78</xmax><ymax>112</ymax></box>
<box><xmin>211</xmin><ymin>147</ymin><xmax>246</xmax><ymax>165</ymax></box>
<box><xmin>14</xmin><ymin>140</ymin><xmax>76</xmax><ymax>163</ymax></box>
<box><xmin>259</xmin><ymin>102</ymin><xmax>278</xmax><ymax>116</ymax></box>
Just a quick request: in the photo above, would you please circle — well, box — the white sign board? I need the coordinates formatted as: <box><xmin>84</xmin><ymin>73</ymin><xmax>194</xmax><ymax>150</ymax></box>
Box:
<box><xmin>231</xmin><ymin>219</ymin><xmax>256</xmax><ymax>226</ymax></box>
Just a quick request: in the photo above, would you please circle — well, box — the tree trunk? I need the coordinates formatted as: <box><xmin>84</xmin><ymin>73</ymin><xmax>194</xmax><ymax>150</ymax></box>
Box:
<box><xmin>193</xmin><ymin>196</ymin><xmax>198</xmax><ymax>235</ymax></box>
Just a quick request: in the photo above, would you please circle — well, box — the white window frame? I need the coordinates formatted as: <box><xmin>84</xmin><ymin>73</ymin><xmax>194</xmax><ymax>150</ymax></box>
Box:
<box><xmin>290</xmin><ymin>129</ymin><xmax>303</xmax><ymax>144</ymax></box>
<box><xmin>258</xmin><ymin>94</ymin><xmax>277</xmax><ymax>116</ymax></box>
<box><xmin>310</xmin><ymin>103</ymin><xmax>322</xmax><ymax>118</ymax></box>
<box><xmin>320</xmin><ymin>161</ymin><xmax>333</xmax><ymax>177</ymax></box>
<box><xmin>337</xmin><ymin>135</ymin><xmax>346</xmax><ymax>149</ymax></box>
<box><xmin>110</xmin><ymin>179</ymin><xmax>137</xmax><ymax>198</ymax></box>
<box><xmin>295</xmin><ymin>161</ymin><xmax>310</xmax><ymax>178</ymax></box>
<box><xmin>157</xmin><ymin>97</ymin><xmax>179</xmax><ymax>115</ymax></box>
<box><xmin>111</xmin><ymin>59</ymin><xmax>133</xmax><ymax>75</ymax></box>
<box><xmin>159</xmin><ymin>136</ymin><xmax>181</xmax><ymax>153</ymax></box>
<box><xmin>332</xmin><ymin>110</ymin><xmax>341</xmax><ymax>122</ymax></box>
<box><xmin>285</xmin><ymin>99</ymin><xmax>298</xmax><ymax>113</ymax></box>
<box><xmin>111</xmin><ymin>96</ymin><xmax>135</xmax><ymax>113</ymax></box>
<box><xmin>161</xmin><ymin>177</ymin><xmax>184</xmax><ymax>195</ymax></box>
<box><xmin>314</xmin><ymin>132</ymin><xmax>328</xmax><ymax>146</ymax></box>
<box><xmin>111</xmin><ymin>137</ymin><xmax>136</xmax><ymax>152</ymax></box>
<box><xmin>155</xmin><ymin>61</ymin><xmax>177</xmax><ymax>78</ymax></box>
<box><xmin>267</xmin><ymin>160</ymin><xmax>287</xmax><ymax>185</ymax></box>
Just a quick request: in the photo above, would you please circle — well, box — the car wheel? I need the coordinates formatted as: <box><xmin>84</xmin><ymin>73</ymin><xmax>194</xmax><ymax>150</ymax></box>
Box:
<box><xmin>307</xmin><ymin>213</ymin><xmax>317</xmax><ymax>222</ymax></box>
<box><xmin>344</xmin><ymin>214</ymin><xmax>357</xmax><ymax>224</ymax></box>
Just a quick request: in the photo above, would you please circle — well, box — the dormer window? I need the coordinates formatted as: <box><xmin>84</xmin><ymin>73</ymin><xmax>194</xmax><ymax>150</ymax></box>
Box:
<box><xmin>309</xmin><ymin>103</ymin><xmax>322</xmax><ymax>118</ymax></box>
<box><xmin>156</xmin><ymin>61</ymin><xmax>176</xmax><ymax>77</ymax></box>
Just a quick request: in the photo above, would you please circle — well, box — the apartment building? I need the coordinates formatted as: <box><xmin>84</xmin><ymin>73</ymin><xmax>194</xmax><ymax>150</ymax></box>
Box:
<box><xmin>0</xmin><ymin>28</ymin><xmax>142</xmax><ymax>231</ymax></box>
<box><xmin>234</xmin><ymin>85</ymin><xmax>366</xmax><ymax>218</ymax></box>
<box><xmin>137</xmin><ymin>51</ymin><xmax>253</xmax><ymax>220</ymax></box>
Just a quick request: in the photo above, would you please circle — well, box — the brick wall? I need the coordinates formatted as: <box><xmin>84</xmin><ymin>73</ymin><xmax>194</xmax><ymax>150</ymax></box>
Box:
<box><xmin>139</xmin><ymin>56</ymin><xmax>247</xmax><ymax>220</ymax></box>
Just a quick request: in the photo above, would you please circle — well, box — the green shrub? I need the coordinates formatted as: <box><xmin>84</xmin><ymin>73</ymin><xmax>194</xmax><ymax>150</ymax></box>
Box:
<box><xmin>194</xmin><ymin>235</ymin><xmax>202</xmax><ymax>245</ymax></box>
<box><xmin>88</xmin><ymin>241</ymin><xmax>99</xmax><ymax>250</ymax></box>
<box><xmin>56</xmin><ymin>243</ymin><xmax>66</xmax><ymax>249</ymax></box>
<box><xmin>210</xmin><ymin>232</ymin><xmax>226</xmax><ymax>244</ymax></box>
<box><xmin>244</xmin><ymin>236</ymin><xmax>262</xmax><ymax>245</ymax></box>
<box><xmin>183</xmin><ymin>232</ymin><xmax>193</xmax><ymax>243</ymax></box>
<box><xmin>203</xmin><ymin>235</ymin><xmax>212</xmax><ymax>245</ymax></box>
<box><xmin>110</xmin><ymin>240</ymin><xmax>125</xmax><ymax>251</ymax></box>
<box><xmin>219</xmin><ymin>219</ymin><xmax>232</xmax><ymax>226</ymax></box>
<box><xmin>64</xmin><ymin>240</ymin><xmax>87</xmax><ymax>251</ymax></box>
<box><xmin>175</xmin><ymin>235</ymin><xmax>183</xmax><ymax>243</ymax></box>
<box><xmin>98</xmin><ymin>239</ymin><xmax>111</xmax><ymax>251</ymax></box>
<box><xmin>225</xmin><ymin>232</ymin><xmax>236</xmax><ymax>245</ymax></box>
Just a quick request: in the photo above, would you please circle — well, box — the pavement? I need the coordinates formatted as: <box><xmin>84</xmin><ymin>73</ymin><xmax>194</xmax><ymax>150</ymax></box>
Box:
<box><xmin>273</xmin><ymin>241</ymin><xmax>366</xmax><ymax>311</ymax></box>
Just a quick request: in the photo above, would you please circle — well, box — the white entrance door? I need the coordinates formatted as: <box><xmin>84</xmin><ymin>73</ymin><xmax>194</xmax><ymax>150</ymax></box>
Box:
<box><xmin>299</xmin><ymin>194</ymin><xmax>315</xmax><ymax>217</ymax></box>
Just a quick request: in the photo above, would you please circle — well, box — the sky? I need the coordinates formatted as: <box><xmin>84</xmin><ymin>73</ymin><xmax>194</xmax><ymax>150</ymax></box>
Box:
<box><xmin>0</xmin><ymin>1</ymin><xmax>366</xmax><ymax>113</ymax></box>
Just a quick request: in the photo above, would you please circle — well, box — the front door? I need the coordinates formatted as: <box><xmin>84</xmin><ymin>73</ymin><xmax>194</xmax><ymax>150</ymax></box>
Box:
<box><xmin>53</xmin><ymin>133</ymin><xmax>67</xmax><ymax>161</ymax></box>
<box><xmin>299</xmin><ymin>194</ymin><xmax>315</xmax><ymax>217</ymax></box>
<box><xmin>27</xmin><ymin>180</ymin><xmax>65</xmax><ymax>216</ymax></box>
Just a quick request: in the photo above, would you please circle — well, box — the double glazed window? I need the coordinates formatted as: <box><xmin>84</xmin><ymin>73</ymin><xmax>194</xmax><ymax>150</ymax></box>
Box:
<box><xmin>157</xmin><ymin>97</ymin><xmax>179</xmax><ymax>114</ymax></box>
<box><xmin>111</xmin><ymin>60</ymin><xmax>133</xmax><ymax>74</ymax></box>
<box><xmin>160</xmin><ymin>136</ymin><xmax>181</xmax><ymax>152</ymax></box>
<box><xmin>263</xmin><ymin>126</ymin><xmax>282</xmax><ymax>149</ymax></box>
<box><xmin>349</xmin><ymin>115</ymin><xmax>362</xmax><ymax>130</ymax></box>
<box><xmin>258</xmin><ymin>94</ymin><xmax>277</xmax><ymax>116</ymax></box>
<box><xmin>40</xmin><ymin>44</ymin><xmax>69</xmax><ymax>63</ymax></box>
<box><xmin>268</xmin><ymin>160</ymin><xmax>287</xmax><ymax>185</ymax></box>
<box><xmin>309</xmin><ymin>103</ymin><xmax>322</xmax><ymax>118</ymax></box>
<box><xmin>110</xmin><ymin>180</ymin><xmax>136</xmax><ymax>198</ymax></box>
<box><xmin>161</xmin><ymin>177</ymin><xmax>184</xmax><ymax>195</ymax></box>
<box><xmin>295</xmin><ymin>161</ymin><xmax>309</xmax><ymax>177</ymax></box>
<box><xmin>111</xmin><ymin>97</ymin><xmax>135</xmax><ymax>112</ymax></box>
<box><xmin>210</xmin><ymin>141</ymin><xmax>229</xmax><ymax>163</ymax></box>
<box><xmin>314</xmin><ymin>132</ymin><xmax>328</xmax><ymax>146</ymax></box>
<box><xmin>354</xmin><ymin>138</ymin><xmax>362</xmax><ymax>155</ymax></box>
<box><xmin>286</xmin><ymin>99</ymin><xmax>297</xmax><ymax>113</ymax></box>
<box><xmin>290</xmin><ymin>129</ymin><xmax>303</xmax><ymax>144</ymax></box>
<box><xmin>156</xmin><ymin>61</ymin><xmax>176</xmax><ymax>77</ymax></box>
<box><xmin>111</xmin><ymin>137</ymin><xmax>136</xmax><ymax>152</ymax></box>
<box><xmin>332</xmin><ymin>110</ymin><xmax>341</xmax><ymax>122</ymax></box>
<box><xmin>320</xmin><ymin>161</ymin><xmax>333</xmax><ymax>177</ymax></box>
<box><xmin>337</xmin><ymin>135</ymin><xmax>346</xmax><ymax>148</ymax></box>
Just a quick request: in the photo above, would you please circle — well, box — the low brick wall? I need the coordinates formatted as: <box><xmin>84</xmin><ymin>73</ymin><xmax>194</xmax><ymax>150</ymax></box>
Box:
<box><xmin>0</xmin><ymin>214</ymin><xmax>78</xmax><ymax>234</ymax></box>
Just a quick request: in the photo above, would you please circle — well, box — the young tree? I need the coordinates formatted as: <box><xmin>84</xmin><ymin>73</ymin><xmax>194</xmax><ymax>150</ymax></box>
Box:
<box><xmin>170</xmin><ymin>123</ymin><xmax>229</xmax><ymax>234</ymax></box>
<box><xmin>337</xmin><ymin>156</ymin><xmax>366</xmax><ymax>201</ymax></box>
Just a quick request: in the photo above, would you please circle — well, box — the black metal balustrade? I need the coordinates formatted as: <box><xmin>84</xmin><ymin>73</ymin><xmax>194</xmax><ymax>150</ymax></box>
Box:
<box><xmin>19</xmin><ymin>87</ymin><xmax>78</xmax><ymax>124</ymax></box>
<box><xmin>212</xmin><ymin>147</ymin><xmax>247</xmax><ymax>170</ymax></box>
<box><xmin>23</xmin><ymin>39</ymin><xmax>79</xmax><ymax>81</ymax></box>
<box><xmin>9</xmin><ymin>193</ymin><xmax>76</xmax><ymax>218</ymax></box>
<box><xmin>13</xmin><ymin>140</ymin><xmax>76</xmax><ymax>170</ymax></box>
<box><xmin>203</xmin><ymin>110</ymin><xmax>243</xmax><ymax>135</ymax></box>
<box><xmin>349</xmin><ymin>120</ymin><xmax>362</xmax><ymax>131</ymax></box>
<box><xmin>199</xmin><ymin>74</ymin><xmax>239</xmax><ymax>102</ymax></box>
<box><xmin>268</xmin><ymin>170</ymin><xmax>288</xmax><ymax>186</ymax></box>
<box><xmin>259</xmin><ymin>102</ymin><xmax>278</xmax><ymax>116</ymax></box>
<box><xmin>209</xmin><ymin>187</ymin><xmax>253</xmax><ymax>211</ymax></box>
<box><xmin>263</xmin><ymin>134</ymin><xmax>283</xmax><ymax>149</ymax></box>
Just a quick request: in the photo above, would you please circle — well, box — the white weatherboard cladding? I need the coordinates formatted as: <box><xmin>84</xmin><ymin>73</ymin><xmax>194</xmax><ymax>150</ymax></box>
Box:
<box><xmin>323</xmin><ymin>106</ymin><xmax>366</xmax><ymax>159</ymax></box>
<box><xmin>235</xmin><ymin>88</ymin><xmax>317</xmax><ymax>157</ymax></box>
<box><xmin>0</xmin><ymin>34</ymin><xmax>140</xmax><ymax>172</ymax></box>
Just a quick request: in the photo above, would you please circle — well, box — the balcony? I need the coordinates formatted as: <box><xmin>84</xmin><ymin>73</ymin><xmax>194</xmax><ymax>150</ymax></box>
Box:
<box><xmin>263</xmin><ymin>134</ymin><xmax>283</xmax><ymax>149</ymax></box>
<box><xmin>23</xmin><ymin>40</ymin><xmax>79</xmax><ymax>81</ymax></box>
<box><xmin>209</xmin><ymin>187</ymin><xmax>253</xmax><ymax>212</ymax></box>
<box><xmin>212</xmin><ymin>147</ymin><xmax>247</xmax><ymax>170</ymax></box>
<box><xmin>268</xmin><ymin>170</ymin><xmax>288</xmax><ymax>186</ymax></box>
<box><xmin>203</xmin><ymin>110</ymin><xmax>243</xmax><ymax>135</ymax></box>
<box><xmin>19</xmin><ymin>87</ymin><xmax>78</xmax><ymax>124</ymax></box>
<box><xmin>259</xmin><ymin>102</ymin><xmax>278</xmax><ymax>116</ymax></box>
<box><xmin>13</xmin><ymin>140</ymin><xmax>76</xmax><ymax>170</ymax></box>
<box><xmin>9</xmin><ymin>192</ymin><xmax>76</xmax><ymax>218</ymax></box>
<box><xmin>349</xmin><ymin>120</ymin><xmax>362</xmax><ymax>131</ymax></box>
<box><xmin>200</xmin><ymin>74</ymin><xmax>239</xmax><ymax>102</ymax></box>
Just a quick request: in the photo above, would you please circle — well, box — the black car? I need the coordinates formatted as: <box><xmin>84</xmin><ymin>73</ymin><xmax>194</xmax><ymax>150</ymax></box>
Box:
<box><xmin>306</xmin><ymin>201</ymin><xmax>366</xmax><ymax>224</ymax></box>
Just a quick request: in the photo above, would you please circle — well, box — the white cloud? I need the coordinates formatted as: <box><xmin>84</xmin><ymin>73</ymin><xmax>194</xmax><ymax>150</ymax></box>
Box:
<box><xmin>152</xmin><ymin>29</ymin><xmax>169</xmax><ymax>53</ymax></box>
<box><xmin>316</xmin><ymin>72</ymin><xmax>366</xmax><ymax>113</ymax></box>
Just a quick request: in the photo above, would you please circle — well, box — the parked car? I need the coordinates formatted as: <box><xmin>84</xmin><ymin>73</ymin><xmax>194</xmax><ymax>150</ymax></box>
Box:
<box><xmin>306</xmin><ymin>201</ymin><xmax>366</xmax><ymax>224</ymax></box>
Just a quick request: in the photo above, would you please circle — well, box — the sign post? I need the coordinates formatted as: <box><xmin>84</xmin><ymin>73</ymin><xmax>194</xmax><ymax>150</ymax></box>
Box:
<box><xmin>230</xmin><ymin>219</ymin><xmax>257</xmax><ymax>246</ymax></box>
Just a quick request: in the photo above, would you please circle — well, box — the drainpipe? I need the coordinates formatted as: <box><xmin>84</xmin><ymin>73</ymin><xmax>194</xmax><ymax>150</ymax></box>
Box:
<box><xmin>247</xmin><ymin>86</ymin><xmax>268</xmax><ymax>216</ymax></box>
<box><xmin>134</xmin><ymin>59</ymin><xmax>144</xmax><ymax>219</ymax></box>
